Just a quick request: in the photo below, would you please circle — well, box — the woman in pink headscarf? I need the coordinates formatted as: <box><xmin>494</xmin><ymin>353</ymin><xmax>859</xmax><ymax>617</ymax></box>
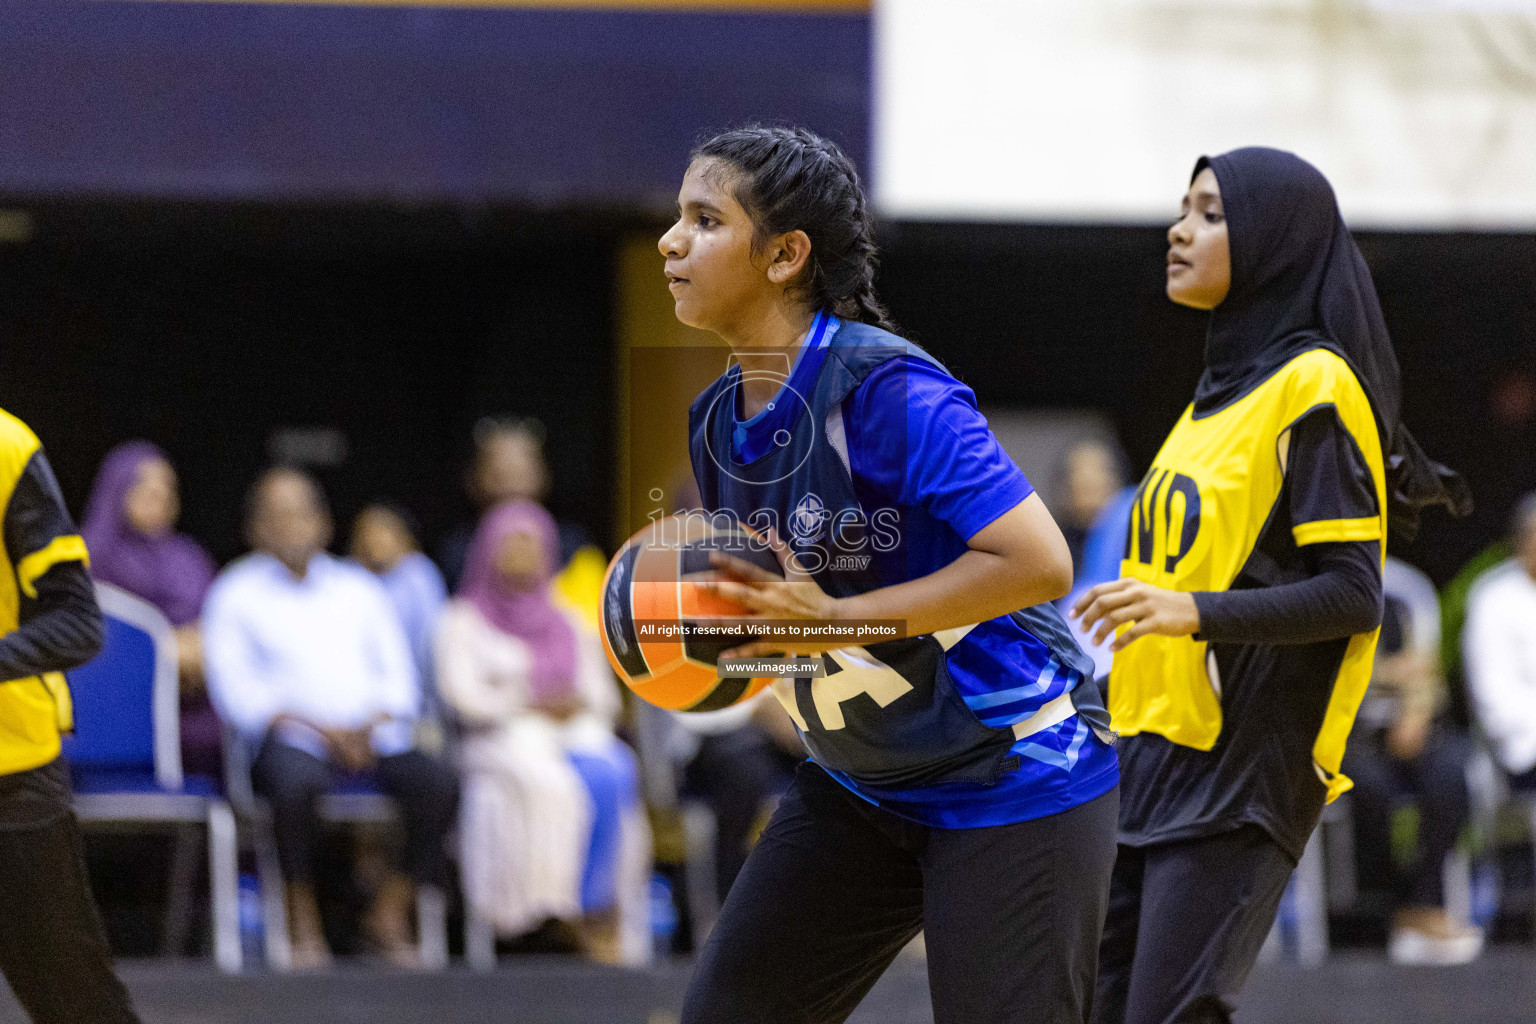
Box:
<box><xmin>436</xmin><ymin>501</ymin><xmax>650</xmax><ymax>965</ymax></box>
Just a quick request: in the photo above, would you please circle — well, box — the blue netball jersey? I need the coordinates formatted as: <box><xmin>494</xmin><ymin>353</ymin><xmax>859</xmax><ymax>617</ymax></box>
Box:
<box><xmin>688</xmin><ymin>313</ymin><xmax>1118</xmax><ymax>829</ymax></box>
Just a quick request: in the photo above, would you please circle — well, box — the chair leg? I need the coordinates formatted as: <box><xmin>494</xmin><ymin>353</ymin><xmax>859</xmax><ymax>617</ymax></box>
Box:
<box><xmin>162</xmin><ymin>823</ymin><xmax>200</xmax><ymax>958</ymax></box>
<box><xmin>681</xmin><ymin>804</ymin><xmax>719</xmax><ymax>948</ymax></box>
<box><xmin>616</xmin><ymin>804</ymin><xmax>654</xmax><ymax>968</ymax></box>
<box><xmin>1257</xmin><ymin>914</ymin><xmax>1284</xmax><ymax>964</ymax></box>
<box><xmin>1527</xmin><ymin>802</ymin><xmax>1536</xmax><ymax>946</ymax></box>
<box><xmin>417</xmin><ymin>885</ymin><xmax>448</xmax><ymax>971</ymax></box>
<box><xmin>1294</xmin><ymin>828</ymin><xmax>1329</xmax><ymax>966</ymax></box>
<box><xmin>255</xmin><ymin>827</ymin><xmax>292</xmax><ymax>971</ymax></box>
<box><xmin>465</xmin><ymin>904</ymin><xmax>497</xmax><ymax>973</ymax></box>
<box><xmin>1321</xmin><ymin>808</ymin><xmax>1357</xmax><ymax>913</ymax></box>
<box><xmin>1443</xmin><ymin>848</ymin><xmax>1473</xmax><ymax>926</ymax></box>
<box><xmin>207</xmin><ymin>802</ymin><xmax>242</xmax><ymax>974</ymax></box>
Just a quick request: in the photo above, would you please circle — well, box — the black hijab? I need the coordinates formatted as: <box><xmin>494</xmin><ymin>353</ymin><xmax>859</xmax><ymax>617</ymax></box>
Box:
<box><xmin>1193</xmin><ymin>146</ymin><xmax>1470</xmax><ymax>541</ymax></box>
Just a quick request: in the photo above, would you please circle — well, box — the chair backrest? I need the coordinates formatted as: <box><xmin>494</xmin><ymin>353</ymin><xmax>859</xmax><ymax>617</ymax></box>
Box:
<box><xmin>62</xmin><ymin>582</ymin><xmax>181</xmax><ymax>790</ymax></box>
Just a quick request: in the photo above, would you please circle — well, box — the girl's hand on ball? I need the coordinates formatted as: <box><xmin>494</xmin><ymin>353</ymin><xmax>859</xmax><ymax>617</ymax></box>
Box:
<box><xmin>1069</xmin><ymin>577</ymin><xmax>1200</xmax><ymax>652</ymax></box>
<box><xmin>704</xmin><ymin>529</ymin><xmax>844</xmax><ymax>657</ymax></box>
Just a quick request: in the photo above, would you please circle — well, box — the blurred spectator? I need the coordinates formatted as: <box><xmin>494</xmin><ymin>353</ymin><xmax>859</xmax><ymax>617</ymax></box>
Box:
<box><xmin>350</xmin><ymin>502</ymin><xmax>448</xmax><ymax>720</ymax></box>
<box><xmin>436</xmin><ymin>501</ymin><xmax>649</xmax><ymax>964</ymax></box>
<box><xmin>81</xmin><ymin>441</ymin><xmax>222</xmax><ymax>778</ymax></box>
<box><xmin>1342</xmin><ymin>556</ymin><xmax>1480</xmax><ymax>964</ymax></box>
<box><xmin>1465</xmin><ymin>492</ymin><xmax>1536</xmax><ymax>789</ymax></box>
<box><xmin>1055</xmin><ymin>438</ymin><xmax>1128</xmax><ymax>574</ymax></box>
<box><xmin>1438</xmin><ymin>537</ymin><xmax>1513</xmax><ymax>714</ymax></box>
<box><xmin>438</xmin><ymin>416</ymin><xmax>609</xmax><ymax>636</ymax></box>
<box><xmin>1055</xmin><ymin>439</ymin><xmax>1136</xmax><ymax>680</ymax></box>
<box><xmin>437</xmin><ymin>417</ymin><xmax>586</xmax><ymax>585</ymax></box>
<box><xmin>676</xmin><ymin>695</ymin><xmax>802</xmax><ymax>904</ymax></box>
<box><xmin>204</xmin><ymin>468</ymin><xmax>458</xmax><ymax>970</ymax></box>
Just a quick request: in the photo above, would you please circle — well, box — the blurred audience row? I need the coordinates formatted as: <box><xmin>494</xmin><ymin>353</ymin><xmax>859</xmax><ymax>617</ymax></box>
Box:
<box><xmin>78</xmin><ymin>421</ymin><xmax>651</xmax><ymax>969</ymax></box>
<box><xmin>69</xmin><ymin>423</ymin><xmax>1536</xmax><ymax>967</ymax></box>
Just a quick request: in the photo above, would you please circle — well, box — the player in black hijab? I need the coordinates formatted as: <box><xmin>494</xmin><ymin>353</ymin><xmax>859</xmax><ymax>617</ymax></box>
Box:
<box><xmin>1075</xmin><ymin>148</ymin><xmax>1468</xmax><ymax>1024</ymax></box>
<box><xmin>1189</xmin><ymin>148</ymin><xmax>1468</xmax><ymax>537</ymax></box>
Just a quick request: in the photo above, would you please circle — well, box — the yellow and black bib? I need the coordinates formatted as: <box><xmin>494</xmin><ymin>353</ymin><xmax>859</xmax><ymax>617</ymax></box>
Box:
<box><xmin>0</xmin><ymin>410</ymin><xmax>88</xmax><ymax>776</ymax></box>
<box><xmin>1110</xmin><ymin>348</ymin><xmax>1385</xmax><ymax>804</ymax></box>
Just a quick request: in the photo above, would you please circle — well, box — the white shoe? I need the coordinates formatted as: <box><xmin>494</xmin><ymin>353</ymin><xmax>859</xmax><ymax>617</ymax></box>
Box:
<box><xmin>1388</xmin><ymin>917</ymin><xmax>1484</xmax><ymax>966</ymax></box>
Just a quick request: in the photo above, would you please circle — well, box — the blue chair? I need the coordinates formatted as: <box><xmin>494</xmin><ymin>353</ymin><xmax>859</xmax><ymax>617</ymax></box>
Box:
<box><xmin>64</xmin><ymin>582</ymin><xmax>241</xmax><ymax>973</ymax></box>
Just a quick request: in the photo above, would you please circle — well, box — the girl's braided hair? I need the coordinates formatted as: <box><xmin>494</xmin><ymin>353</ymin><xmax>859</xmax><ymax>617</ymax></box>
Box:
<box><xmin>693</xmin><ymin>125</ymin><xmax>896</xmax><ymax>333</ymax></box>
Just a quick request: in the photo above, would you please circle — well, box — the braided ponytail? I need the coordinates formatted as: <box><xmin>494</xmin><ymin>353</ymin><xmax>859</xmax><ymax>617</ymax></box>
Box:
<box><xmin>694</xmin><ymin>126</ymin><xmax>899</xmax><ymax>334</ymax></box>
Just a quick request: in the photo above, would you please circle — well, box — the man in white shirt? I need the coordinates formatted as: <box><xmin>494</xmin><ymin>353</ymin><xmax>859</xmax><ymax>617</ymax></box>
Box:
<box><xmin>1465</xmin><ymin>493</ymin><xmax>1536</xmax><ymax>788</ymax></box>
<box><xmin>205</xmin><ymin>468</ymin><xmax>458</xmax><ymax>969</ymax></box>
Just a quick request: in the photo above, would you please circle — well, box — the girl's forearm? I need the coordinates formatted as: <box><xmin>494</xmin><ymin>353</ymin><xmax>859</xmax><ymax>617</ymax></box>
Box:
<box><xmin>835</xmin><ymin>547</ymin><xmax>1065</xmax><ymax>637</ymax></box>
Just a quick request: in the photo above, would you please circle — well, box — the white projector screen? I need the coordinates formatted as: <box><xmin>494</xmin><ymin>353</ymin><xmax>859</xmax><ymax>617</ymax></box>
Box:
<box><xmin>875</xmin><ymin>0</ymin><xmax>1536</xmax><ymax>227</ymax></box>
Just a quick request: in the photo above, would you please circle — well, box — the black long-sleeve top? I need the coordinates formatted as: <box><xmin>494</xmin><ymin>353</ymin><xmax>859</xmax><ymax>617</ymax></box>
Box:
<box><xmin>1</xmin><ymin>450</ymin><xmax>103</xmax><ymax>677</ymax></box>
<box><xmin>1194</xmin><ymin>538</ymin><xmax>1382</xmax><ymax>646</ymax></box>
<box><xmin>0</xmin><ymin>561</ymin><xmax>103</xmax><ymax>679</ymax></box>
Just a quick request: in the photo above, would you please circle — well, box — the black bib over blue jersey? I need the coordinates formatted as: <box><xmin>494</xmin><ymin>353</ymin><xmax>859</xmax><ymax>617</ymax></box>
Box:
<box><xmin>688</xmin><ymin>317</ymin><xmax>1104</xmax><ymax>791</ymax></box>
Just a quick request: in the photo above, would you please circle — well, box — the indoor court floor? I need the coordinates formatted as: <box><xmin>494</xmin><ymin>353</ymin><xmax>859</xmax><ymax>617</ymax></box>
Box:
<box><xmin>0</xmin><ymin>949</ymin><xmax>1530</xmax><ymax>1024</ymax></box>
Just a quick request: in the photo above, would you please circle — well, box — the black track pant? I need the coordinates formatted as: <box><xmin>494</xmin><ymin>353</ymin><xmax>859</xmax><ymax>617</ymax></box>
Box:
<box><xmin>0</xmin><ymin>759</ymin><xmax>139</xmax><ymax>1024</ymax></box>
<box><xmin>1093</xmin><ymin>826</ymin><xmax>1295</xmax><ymax>1024</ymax></box>
<box><xmin>252</xmin><ymin>738</ymin><xmax>460</xmax><ymax>887</ymax></box>
<box><xmin>682</xmin><ymin>761</ymin><xmax>1119</xmax><ymax>1024</ymax></box>
<box><xmin>1342</xmin><ymin>725</ymin><xmax>1469</xmax><ymax>908</ymax></box>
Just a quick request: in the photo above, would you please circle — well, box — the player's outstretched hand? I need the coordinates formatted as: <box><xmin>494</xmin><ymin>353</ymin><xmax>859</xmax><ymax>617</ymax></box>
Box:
<box><xmin>702</xmin><ymin>528</ymin><xmax>843</xmax><ymax>658</ymax></box>
<box><xmin>1069</xmin><ymin>577</ymin><xmax>1201</xmax><ymax>652</ymax></box>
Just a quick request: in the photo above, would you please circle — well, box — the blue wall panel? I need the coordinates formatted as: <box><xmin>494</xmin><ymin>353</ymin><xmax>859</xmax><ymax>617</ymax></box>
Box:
<box><xmin>0</xmin><ymin>2</ymin><xmax>869</xmax><ymax>203</ymax></box>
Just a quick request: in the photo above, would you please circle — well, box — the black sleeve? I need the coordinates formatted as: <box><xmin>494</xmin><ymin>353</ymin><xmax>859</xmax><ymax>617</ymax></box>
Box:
<box><xmin>0</xmin><ymin>450</ymin><xmax>103</xmax><ymax>677</ymax></box>
<box><xmin>1194</xmin><ymin>540</ymin><xmax>1383</xmax><ymax>645</ymax></box>
<box><xmin>1283</xmin><ymin>404</ymin><xmax>1380</xmax><ymax>537</ymax></box>
<box><xmin>1192</xmin><ymin>406</ymin><xmax>1383</xmax><ymax>646</ymax></box>
<box><xmin>0</xmin><ymin>561</ymin><xmax>103</xmax><ymax>677</ymax></box>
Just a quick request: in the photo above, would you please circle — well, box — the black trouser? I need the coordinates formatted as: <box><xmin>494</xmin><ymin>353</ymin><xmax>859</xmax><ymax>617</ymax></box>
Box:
<box><xmin>252</xmin><ymin>738</ymin><xmax>460</xmax><ymax>887</ymax></box>
<box><xmin>1341</xmin><ymin>725</ymin><xmax>1469</xmax><ymax>908</ymax></box>
<box><xmin>1094</xmin><ymin>826</ymin><xmax>1295</xmax><ymax>1024</ymax></box>
<box><xmin>0</xmin><ymin>759</ymin><xmax>139</xmax><ymax>1024</ymax></box>
<box><xmin>682</xmin><ymin>762</ymin><xmax>1119</xmax><ymax>1024</ymax></box>
<box><xmin>683</xmin><ymin>725</ymin><xmax>800</xmax><ymax>902</ymax></box>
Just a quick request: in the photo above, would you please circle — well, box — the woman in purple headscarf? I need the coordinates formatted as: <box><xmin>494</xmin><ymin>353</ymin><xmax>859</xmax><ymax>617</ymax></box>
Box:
<box><xmin>82</xmin><ymin>442</ymin><xmax>221</xmax><ymax>778</ymax></box>
<box><xmin>436</xmin><ymin>501</ymin><xmax>650</xmax><ymax>965</ymax></box>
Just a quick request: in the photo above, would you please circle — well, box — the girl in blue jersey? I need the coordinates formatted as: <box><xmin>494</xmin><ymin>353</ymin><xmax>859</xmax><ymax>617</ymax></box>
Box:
<box><xmin>660</xmin><ymin>126</ymin><xmax>1119</xmax><ymax>1024</ymax></box>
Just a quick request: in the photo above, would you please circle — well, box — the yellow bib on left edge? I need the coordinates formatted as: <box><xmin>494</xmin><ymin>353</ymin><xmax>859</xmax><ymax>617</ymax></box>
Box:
<box><xmin>0</xmin><ymin>410</ymin><xmax>86</xmax><ymax>776</ymax></box>
<box><xmin>1109</xmin><ymin>349</ymin><xmax>1386</xmax><ymax>803</ymax></box>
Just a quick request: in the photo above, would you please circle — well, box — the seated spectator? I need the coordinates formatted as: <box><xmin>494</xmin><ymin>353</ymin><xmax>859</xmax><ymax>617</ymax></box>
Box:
<box><xmin>203</xmin><ymin>468</ymin><xmax>459</xmax><ymax>970</ymax></box>
<box><xmin>1342</xmin><ymin>555</ymin><xmax>1480</xmax><ymax>964</ymax></box>
<box><xmin>82</xmin><ymin>441</ymin><xmax>222</xmax><ymax>778</ymax></box>
<box><xmin>350</xmin><ymin>502</ymin><xmax>448</xmax><ymax>721</ymax></box>
<box><xmin>436</xmin><ymin>501</ymin><xmax>649</xmax><ymax>964</ymax></box>
<box><xmin>436</xmin><ymin>418</ymin><xmax>606</xmax><ymax>619</ymax></box>
<box><xmin>1465</xmin><ymin>493</ymin><xmax>1536</xmax><ymax>791</ymax></box>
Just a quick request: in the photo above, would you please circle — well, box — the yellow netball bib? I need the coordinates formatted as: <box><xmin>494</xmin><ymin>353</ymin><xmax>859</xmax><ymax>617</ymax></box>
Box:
<box><xmin>1109</xmin><ymin>349</ymin><xmax>1386</xmax><ymax>801</ymax></box>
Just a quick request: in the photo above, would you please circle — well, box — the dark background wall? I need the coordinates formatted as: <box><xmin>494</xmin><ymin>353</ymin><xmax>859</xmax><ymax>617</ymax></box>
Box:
<box><xmin>0</xmin><ymin>205</ymin><xmax>621</xmax><ymax>561</ymax></box>
<box><xmin>0</xmin><ymin>206</ymin><xmax>1526</xmax><ymax>582</ymax></box>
